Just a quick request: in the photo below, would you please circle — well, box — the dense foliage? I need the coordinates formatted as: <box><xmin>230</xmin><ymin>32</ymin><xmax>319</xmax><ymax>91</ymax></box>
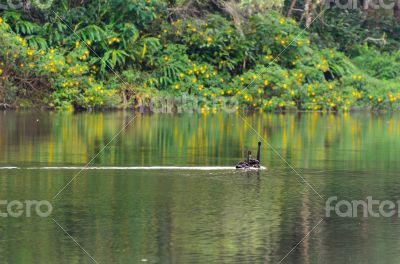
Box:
<box><xmin>1</xmin><ymin>0</ymin><xmax>400</xmax><ymax>111</ymax></box>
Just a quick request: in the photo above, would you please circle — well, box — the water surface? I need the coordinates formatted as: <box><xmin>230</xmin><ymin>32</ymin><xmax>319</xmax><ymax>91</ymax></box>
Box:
<box><xmin>1</xmin><ymin>111</ymin><xmax>400</xmax><ymax>263</ymax></box>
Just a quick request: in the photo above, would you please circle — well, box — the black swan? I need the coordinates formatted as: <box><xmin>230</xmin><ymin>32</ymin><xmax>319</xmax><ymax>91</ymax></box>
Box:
<box><xmin>236</xmin><ymin>142</ymin><xmax>261</xmax><ymax>169</ymax></box>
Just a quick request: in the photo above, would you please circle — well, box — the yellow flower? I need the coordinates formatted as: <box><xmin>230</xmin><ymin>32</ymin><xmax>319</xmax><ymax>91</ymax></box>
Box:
<box><xmin>26</xmin><ymin>49</ymin><xmax>34</xmax><ymax>56</ymax></box>
<box><xmin>263</xmin><ymin>80</ymin><xmax>269</xmax><ymax>86</ymax></box>
<box><xmin>252</xmin><ymin>74</ymin><xmax>257</xmax><ymax>79</ymax></box>
<box><xmin>0</xmin><ymin>17</ymin><xmax>3</xmax><ymax>24</ymax></box>
<box><xmin>279</xmin><ymin>18</ymin><xmax>285</xmax><ymax>24</ymax></box>
<box><xmin>192</xmin><ymin>77</ymin><xmax>197</xmax><ymax>83</ymax></box>
<box><xmin>179</xmin><ymin>73</ymin><xmax>185</xmax><ymax>79</ymax></box>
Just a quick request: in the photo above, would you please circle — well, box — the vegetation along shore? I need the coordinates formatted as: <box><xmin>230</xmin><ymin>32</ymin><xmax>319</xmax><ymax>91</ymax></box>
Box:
<box><xmin>1</xmin><ymin>0</ymin><xmax>400</xmax><ymax>112</ymax></box>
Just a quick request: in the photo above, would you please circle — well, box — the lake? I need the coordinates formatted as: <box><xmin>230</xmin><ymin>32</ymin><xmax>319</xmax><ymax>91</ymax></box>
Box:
<box><xmin>1</xmin><ymin>111</ymin><xmax>400</xmax><ymax>263</ymax></box>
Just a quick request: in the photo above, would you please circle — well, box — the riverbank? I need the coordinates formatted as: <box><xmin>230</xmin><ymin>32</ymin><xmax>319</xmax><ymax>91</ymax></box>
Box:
<box><xmin>2</xmin><ymin>5</ymin><xmax>400</xmax><ymax>111</ymax></box>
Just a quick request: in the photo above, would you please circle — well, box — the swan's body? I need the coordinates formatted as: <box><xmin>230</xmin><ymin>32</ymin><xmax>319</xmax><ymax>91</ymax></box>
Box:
<box><xmin>236</xmin><ymin>142</ymin><xmax>262</xmax><ymax>169</ymax></box>
<box><xmin>235</xmin><ymin>159</ymin><xmax>260</xmax><ymax>169</ymax></box>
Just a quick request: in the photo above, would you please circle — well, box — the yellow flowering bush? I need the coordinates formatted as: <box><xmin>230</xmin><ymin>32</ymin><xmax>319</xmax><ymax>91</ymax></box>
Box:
<box><xmin>2</xmin><ymin>4</ymin><xmax>400</xmax><ymax>112</ymax></box>
<box><xmin>0</xmin><ymin>19</ymin><xmax>115</xmax><ymax>110</ymax></box>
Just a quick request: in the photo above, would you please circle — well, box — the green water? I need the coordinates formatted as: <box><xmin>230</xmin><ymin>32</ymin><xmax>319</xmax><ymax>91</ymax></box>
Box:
<box><xmin>1</xmin><ymin>111</ymin><xmax>400</xmax><ymax>263</ymax></box>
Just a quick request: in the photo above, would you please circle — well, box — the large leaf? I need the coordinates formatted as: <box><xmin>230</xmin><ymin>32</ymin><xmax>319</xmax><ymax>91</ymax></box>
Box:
<box><xmin>76</xmin><ymin>25</ymin><xmax>106</xmax><ymax>42</ymax></box>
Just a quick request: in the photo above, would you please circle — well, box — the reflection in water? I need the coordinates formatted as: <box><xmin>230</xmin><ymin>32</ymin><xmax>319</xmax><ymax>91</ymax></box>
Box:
<box><xmin>1</xmin><ymin>112</ymin><xmax>400</xmax><ymax>170</ymax></box>
<box><xmin>0</xmin><ymin>111</ymin><xmax>400</xmax><ymax>263</ymax></box>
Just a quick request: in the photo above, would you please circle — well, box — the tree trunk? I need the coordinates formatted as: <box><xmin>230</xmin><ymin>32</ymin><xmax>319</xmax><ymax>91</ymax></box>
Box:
<box><xmin>287</xmin><ymin>0</ymin><xmax>297</xmax><ymax>17</ymax></box>
<box><xmin>362</xmin><ymin>0</ymin><xmax>369</xmax><ymax>11</ymax></box>
<box><xmin>395</xmin><ymin>0</ymin><xmax>400</xmax><ymax>21</ymax></box>
<box><xmin>122</xmin><ymin>90</ymin><xmax>128</xmax><ymax>109</ymax></box>
<box><xmin>359</xmin><ymin>0</ymin><xmax>369</xmax><ymax>18</ymax></box>
<box><xmin>303</xmin><ymin>0</ymin><xmax>313</xmax><ymax>28</ymax></box>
